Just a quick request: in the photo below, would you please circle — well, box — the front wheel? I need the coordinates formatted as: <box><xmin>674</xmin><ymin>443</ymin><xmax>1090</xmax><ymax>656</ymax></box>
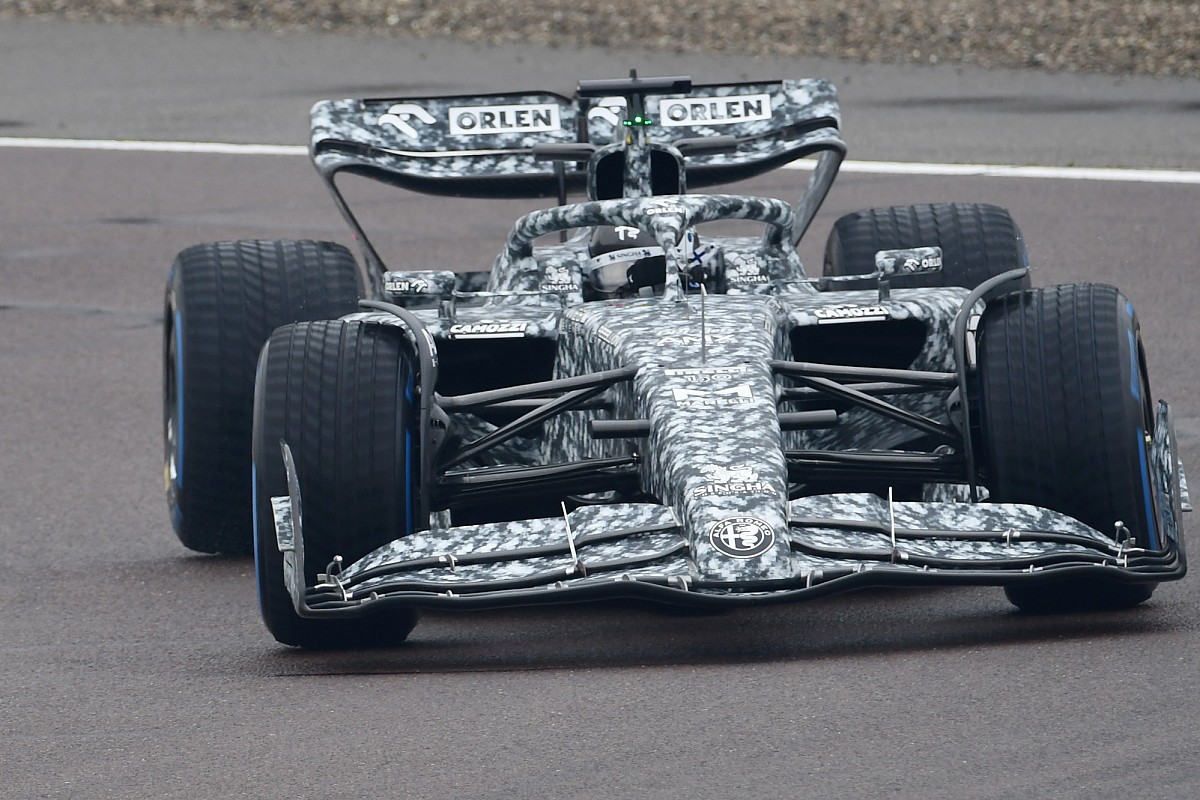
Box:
<box><xmin>252</xmin><ymin>320</ymin><xmax>420</xmax><ymax>648</ymax></box>
<box><xmin>976</xmin><ymin>284</ymin><xmax>1159</xmax><ymax>611</ymax></box>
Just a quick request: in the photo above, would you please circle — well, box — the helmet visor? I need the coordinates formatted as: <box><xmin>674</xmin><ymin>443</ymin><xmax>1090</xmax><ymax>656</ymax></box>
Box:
<box><xmin>584</xmin><ymin>245</ymin><xmax>665</xmax><ymax>294</ymax></box>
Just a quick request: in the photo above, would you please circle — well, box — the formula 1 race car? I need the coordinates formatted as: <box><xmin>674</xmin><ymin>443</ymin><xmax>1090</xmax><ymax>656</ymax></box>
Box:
<box><xmin>163</xmin><ymin>73</ymin><xmax>1188</xmax><ymax>648</ymax></box>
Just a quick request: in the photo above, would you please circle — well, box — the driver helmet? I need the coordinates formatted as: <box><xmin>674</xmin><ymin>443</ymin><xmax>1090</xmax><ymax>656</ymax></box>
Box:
<box><xmin>583</xmin><ymin>226</ymin><xmax>666</xmax><ymax>300</ymax></box>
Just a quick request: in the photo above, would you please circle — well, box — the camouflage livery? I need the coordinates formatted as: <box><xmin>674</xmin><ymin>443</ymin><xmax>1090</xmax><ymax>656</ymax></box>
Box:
<box><xmin>261</xmin><ymin>74</ymin><xmax>1186</xmax><ymax>622</ymax></box>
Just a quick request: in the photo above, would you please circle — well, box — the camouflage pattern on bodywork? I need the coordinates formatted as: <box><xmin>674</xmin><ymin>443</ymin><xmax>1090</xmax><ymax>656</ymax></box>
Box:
<box><xmin>265</xmin><ymin>76</ymin><xmax>1185</xmax><ymax>616</ymax></box>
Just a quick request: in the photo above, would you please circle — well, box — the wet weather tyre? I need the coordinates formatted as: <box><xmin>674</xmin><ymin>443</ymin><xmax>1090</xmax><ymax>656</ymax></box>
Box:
<box><xmin>976</xmin><ymin>284</ymin><xmax>1159</xmax><ymax>612</ymax></box>
<box><xmin>252</xmin><ymin>320</ymin><xmax>420</xmax><ymax>649</ymax></box>
<box><xmin>163</xmin><ymin>240</ymin><xmax>362</xmax><ymax>555</ymax></box>
<box><xmin>823</xmin><ymin>203</ymin><xmax>1031</xmax><ymax>299</ymax></box>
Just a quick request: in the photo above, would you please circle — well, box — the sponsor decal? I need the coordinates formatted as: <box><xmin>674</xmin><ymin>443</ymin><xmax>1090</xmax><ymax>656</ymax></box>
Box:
<box><xmin>595</xmin><ymin>325</ymin><xmax>619</xmax><ymax>347</ymax></box>
<box><xmin>671</xmin><ymin>384</ymin><xmax>754</xmax><ymax>408</ymax></box>
<box><xmin>644</xmin><ymin>199</ymin><xmax>686</xmax><ymax>216</ymax></box>
<box><xmin>588</xmin><ymin>246</ymin><xmax>664</xmax><ymax>268</ymax></box>
<box><xmin>655</xmin><ymin>332</ymin><xmax>739</xmax><ymax>346</ymax></box>
<box><xmin>447</xmin><ymin>321</ymin><xmax>528</xmax><ymax>339</ymax></box>
<box><xmin>613</xmin><ymin>225</ymin><xmax>642</xmax><ymax>241</ymax></box>
<box><xmin>659</xmin><ymin>93</ymin><xmax>773</xmax><ymax>128</ymax></box>
<box><xmin>726</xmin><ymin>254</ymin><xmax>770</xmax><ymax>285</ymax></box>
<box><xmin>540</xmin><ymin>265</ymin><xmax>576</xmax><ymax>294</ymax></box>
<box><xmin>693</xmin><ymin>464</ymin><xmax>775</xmax><ymax>498</ymax></box>
<box><xmin>587</xmin><ymin>96</ymin><xmax>627</xmax><ymax>126</ymax></box>
<box><xmin>448</xmin><ymin>103</ymin><xmax>561</xmax><ymax>135</ymax></box>
<box><xmin>906</xmin><ymin>254</ymin><xmax>941</xmax><ymax>271</ymax></box>
<box><xmin>379</xmin><ymin>103</ymin><xmax>437</xmax><ymax>138</ymax></box>
<box><xmin>384</xmin><ymin>277</ymin><xmax>431</xmax><ymax>294</ymax></box>
<box><xmin>664</xmin><ymin>366</ymin><xmax>747</xmax><ymax>383</ymax></box>
<box><xmin>709</xmin><ymin>517</ymin><xmax>776</xmax><ymax>558</ymax></box>
<box><xmin>699</xmin><ymin>464</ymin><xmax>760</xmax><ymax>482</ymax></box>
<box><xmin>813</xmin><ymin>304</ymin><xmax>891</xmax><ymax>324</ymax></box>
<box><xmin>874</xmin><ymin>246</ymin><xmax>944</xmax><ymax>275</ymax></box>
<box><xmin>693</xmin><ymin>480</ymin><xmax>776</xmax><ymax>498</ymax></box>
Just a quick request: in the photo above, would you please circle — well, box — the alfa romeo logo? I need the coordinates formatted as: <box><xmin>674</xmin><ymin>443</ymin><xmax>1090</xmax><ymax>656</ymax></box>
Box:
<box><xmin>709</xmin><ymin>517</ymin><xmax>775</xmax><ymax>559</ymax></box>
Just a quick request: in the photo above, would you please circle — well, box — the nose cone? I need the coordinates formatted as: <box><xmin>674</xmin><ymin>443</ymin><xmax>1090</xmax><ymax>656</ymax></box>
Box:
<box><xmin>637</xmin><ymin>361</ymin><xmax>793</xmax><ymax>583</ymax></box>
<box><xmin>558</xmin><ymin>293</ymin><xmax>797</xmax><ymax>583</ymax></box>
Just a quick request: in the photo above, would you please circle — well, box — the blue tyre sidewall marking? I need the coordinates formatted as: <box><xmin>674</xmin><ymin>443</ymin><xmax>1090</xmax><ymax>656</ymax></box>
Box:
<box><xmin>1136</xmin><ymin>427</ymin><xmax>1159</xmax><ymax>550</ymax></box>
<box><xmin>1126</xmin><ymin>301</ymin><xmax>1158</xmax><ymax>550</ymax></box>
<box><xmin>1126</xmin><ymin>324</ymin><xmax>1139</xmax><ymax>402</ymax></box>
<box><xmin>174</xmin><ymin>308</ymin><xmax>185</xmax><ymax>490</ymax></box>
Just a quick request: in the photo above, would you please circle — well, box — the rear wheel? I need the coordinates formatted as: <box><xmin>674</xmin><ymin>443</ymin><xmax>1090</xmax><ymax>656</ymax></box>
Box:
<box><xmin>823</xmin><ymin>202</ymin><xmax>1030</xmax><ymax>299</ymax></box>
<box><xmin>976</xmin><ymin>284</ymin><xmax>1159</xmax><ymax>611</ymax></box>
<box><xmin>253</xmin><ymin>320</ymin><xmax>420</xmax><ymax>648</ymax></box>
<box><xmin>164</xmin><ymin>240</ymin><xmax>362</xmax><ymax>554</ymax></box>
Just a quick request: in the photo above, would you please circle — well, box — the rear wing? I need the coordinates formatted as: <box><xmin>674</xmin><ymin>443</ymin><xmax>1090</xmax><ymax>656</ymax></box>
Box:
<box><xmin>311</xmin><ymin>78</ymin><xmax>847</xmax><ymax>275</ymax></box>
<box><xmin>310</xmin><ymin>79</ymin><xmax>844</xmax><ymax>198</ymax></box>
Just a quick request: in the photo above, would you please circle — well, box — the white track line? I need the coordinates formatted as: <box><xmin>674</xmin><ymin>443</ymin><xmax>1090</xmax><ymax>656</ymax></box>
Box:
<box><xmin>3</xmin><ymin>136</ymin><xmax>1200</xmax><ymax>185</ymax></box>
<box><xmin>0</xmin><ymin>137</ymin><xmax>303</xmax><ymax>156</ymax></box>
<box><xmin>827</xmin><ymin>160</ymin><xmax>1200</xmax><ymax>184</ymax></box>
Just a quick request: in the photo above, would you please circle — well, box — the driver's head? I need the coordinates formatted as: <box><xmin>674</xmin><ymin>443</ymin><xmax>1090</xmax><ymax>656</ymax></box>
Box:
<box><xmin>583</xmin><ymin>226</ymin><xmax>665</xmax><ymax>300</ymax></box>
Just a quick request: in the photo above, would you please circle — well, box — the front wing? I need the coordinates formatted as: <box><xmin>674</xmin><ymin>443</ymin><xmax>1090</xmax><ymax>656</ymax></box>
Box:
<box><xmin>272</xmin><ymin>403</ymin><xmax>1187</xmax><ymax>617</ymax></box>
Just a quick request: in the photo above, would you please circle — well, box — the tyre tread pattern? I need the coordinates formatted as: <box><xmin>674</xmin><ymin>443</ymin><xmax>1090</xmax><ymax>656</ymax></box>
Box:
<box><xmin>169</xmin><ymin>240</ymin><xmax>361</xmax><ymax>554</ymax></box>
<box><xmin>978</xmin><ymin>284</ymin><xmax>1156</xmax><ymax>611</ymax></box>
<box><xmin>253</xmin><ymin>319</ymin><xmax>418</xmax><ymax>648</ymax></box>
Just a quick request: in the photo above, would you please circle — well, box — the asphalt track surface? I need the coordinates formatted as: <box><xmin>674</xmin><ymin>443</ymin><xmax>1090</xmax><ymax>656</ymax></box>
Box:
<box><xmin>2</xmin><ymin>18</ymin><xmax>1199</xmax><ymax>800</ymax></box>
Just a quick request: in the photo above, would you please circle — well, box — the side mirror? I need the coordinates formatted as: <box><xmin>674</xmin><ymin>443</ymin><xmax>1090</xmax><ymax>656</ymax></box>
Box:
<box><xmin>874</xmin><ymin>246</ymin><xmax>944</xmax><ymax>276</ymax></box>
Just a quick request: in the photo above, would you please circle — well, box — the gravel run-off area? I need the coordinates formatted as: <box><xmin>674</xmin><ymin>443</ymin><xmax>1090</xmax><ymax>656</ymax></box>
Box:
<box><xmin>5</xmin><ymin>1</ymin><xmax>1200</xmax><ymax>78</ymax></box>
